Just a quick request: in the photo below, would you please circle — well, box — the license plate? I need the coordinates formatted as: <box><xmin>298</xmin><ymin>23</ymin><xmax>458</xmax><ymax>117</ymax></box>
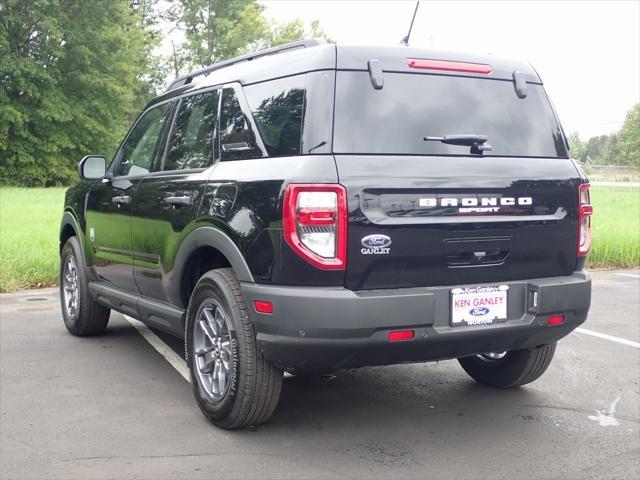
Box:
<box><xmin>451</xmin><ymin>285</ymin><xmax>509</xmax><ymax>326</ymax></box>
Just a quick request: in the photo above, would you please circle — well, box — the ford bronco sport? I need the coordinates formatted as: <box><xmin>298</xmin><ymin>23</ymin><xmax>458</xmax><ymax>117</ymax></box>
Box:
<box><xmin>59</xmin><ymin>39</ymin><xmax>592</xmax><ymax>429</ymax></box>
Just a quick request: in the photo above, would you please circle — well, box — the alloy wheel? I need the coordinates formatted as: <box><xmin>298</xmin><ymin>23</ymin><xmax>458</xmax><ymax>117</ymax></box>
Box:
<box><xmin>62</xmin><ymin>255</ymin><xmax>79</xmax><ymax>319</ymax></box>
<box><xmin>193</xmin><ymin>301</ymin><xmax>233</xmax><ymax>400</ymax></box>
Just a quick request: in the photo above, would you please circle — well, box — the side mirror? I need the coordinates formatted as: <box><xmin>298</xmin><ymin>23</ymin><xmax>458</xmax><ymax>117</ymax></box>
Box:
<box><xmin>78</xmin><ymin>155</ymin><xmax>107</xmax><ymax>180</ymax></box>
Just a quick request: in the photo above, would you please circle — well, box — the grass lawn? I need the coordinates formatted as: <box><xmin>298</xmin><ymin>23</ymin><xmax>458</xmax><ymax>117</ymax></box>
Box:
<box><xmin>0</xmin><ymin>185</ymin><xmax>638</xmax><ymax>293</ymax></box>
<box><xmin>589</xmin><ymin>186</ymin><xmax>640</xmax><ymax>268</ymax></box>
<box><xmin>0</xmin><ymin>187</ymin><xmax>67</xmax><ymax>292</ymax></box>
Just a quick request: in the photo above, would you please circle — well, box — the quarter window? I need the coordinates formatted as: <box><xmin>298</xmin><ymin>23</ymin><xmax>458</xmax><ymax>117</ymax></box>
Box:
<box><xmin>244</xmin><ymin>76</ymin><xmax>306</xmax><ymax>157</ymax></box>
<box><xmin>116</xmin><ymin>102</ymin><xmax>172</xmax><ymax>177</ymax></box>
<box><xmin>219</xmin><ymin>88</ymin><xmax>263</xmax><ymax>161</ymax></box>
<box><xmin>165</xmin><ymin>90</ymin><xmax>220</xmax><ymax>171</ymax></box>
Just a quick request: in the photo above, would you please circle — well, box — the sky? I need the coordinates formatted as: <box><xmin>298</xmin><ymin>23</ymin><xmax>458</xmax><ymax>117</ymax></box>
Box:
<box><xmin>259</xmin><ymin>0</ymin><xmax>640</xmax><ymax>140</ymax></box>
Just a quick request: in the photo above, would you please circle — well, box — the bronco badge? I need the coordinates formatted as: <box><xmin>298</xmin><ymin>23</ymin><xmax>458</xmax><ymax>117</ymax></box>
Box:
<box><xmin>361</xmin><ymin>234</ymin><xmax>392</xmax><ymax>255</ymax></box>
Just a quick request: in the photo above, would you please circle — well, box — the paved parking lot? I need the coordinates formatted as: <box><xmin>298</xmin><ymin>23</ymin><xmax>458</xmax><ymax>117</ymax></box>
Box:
<box><xmin>1</xmin><ymin>270</ymin><xmax>639</xmax><ymax>479</ymax></box>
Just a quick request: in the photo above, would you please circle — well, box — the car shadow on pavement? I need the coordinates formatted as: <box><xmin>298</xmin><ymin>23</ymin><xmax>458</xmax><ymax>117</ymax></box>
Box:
<box><xmin>261</xmin><ymin>363</ymin><xmax>549</xmax><ymax>435</ymax></box>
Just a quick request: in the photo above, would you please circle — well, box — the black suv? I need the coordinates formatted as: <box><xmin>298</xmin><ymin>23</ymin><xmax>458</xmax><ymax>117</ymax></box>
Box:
<box><xmin>59</xmin><ymin>39</ymin><xmax>592</xmax><ymax>429</ymax></box>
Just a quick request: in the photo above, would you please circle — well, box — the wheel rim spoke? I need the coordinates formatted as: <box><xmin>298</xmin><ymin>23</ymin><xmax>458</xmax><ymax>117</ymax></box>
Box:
<box><xmin>198</xmin><ymin>320</ymin><xmax>216</xmax><ymax>345</ymax></box>
<box><xmin>217</xmin><ymin>364</ymin><xmax>226</xmax><ymax>393</ymax></box>
<box><xmin>214</xmin><ymin>309</ymin><xmax>225</xmax><ymax>337</ymax></box>
<box><xmin>203</xmin><ymin>308</ymin><xmax>218</xmax><ymax>336</ymax></box>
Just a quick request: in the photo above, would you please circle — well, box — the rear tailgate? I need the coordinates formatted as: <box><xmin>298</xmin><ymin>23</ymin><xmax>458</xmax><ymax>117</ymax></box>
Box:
<box><xmin>332</xmin><ymin>56</ymin><xmax>583</xmax><ymax>291</ymax></box>
<box><xmin>337</xmin><ymin>155</ymin><xmax>582</xmax><ymax>290</ymax></box>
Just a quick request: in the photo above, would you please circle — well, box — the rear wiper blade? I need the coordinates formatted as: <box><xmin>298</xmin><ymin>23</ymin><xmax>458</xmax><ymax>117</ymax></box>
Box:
<box><xmin>424</xmin><ymin>134</ymin><xmax>492</xmax><ymax>154</ymax></box>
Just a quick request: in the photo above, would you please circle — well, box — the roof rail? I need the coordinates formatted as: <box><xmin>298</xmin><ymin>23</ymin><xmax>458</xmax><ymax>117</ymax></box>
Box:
<box><xmin>165</xmin><ymin>38</ymin><xmax>326</xmax><ymax>92</ymax></box>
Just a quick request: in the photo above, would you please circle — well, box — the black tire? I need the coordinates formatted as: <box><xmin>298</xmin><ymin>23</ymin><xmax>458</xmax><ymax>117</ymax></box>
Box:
<box><xmin>59</xmin><ymin>236</ymin><xmax>110</xmax><ymax>336</ymax></box>
<box><xmin>185</xmin><ymin>268</ymin><xmax>283</xmax><ymax>429</ymax></box>
<box><xmin>458</xmin><ymin>343</ymin><xmax>557</xmax><ymax>389</ymax></box>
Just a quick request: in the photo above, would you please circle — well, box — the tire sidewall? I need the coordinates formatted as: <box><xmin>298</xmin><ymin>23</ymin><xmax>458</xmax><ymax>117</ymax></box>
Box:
<box><xmin>459</xmin><ymin>343</ymin><xmax>556</xmax><ymax>388</ymax></box>
<box><xmin>186</xmin><ymin>274</ymin><xmax>243</xmax><ymax>420</ymax></box>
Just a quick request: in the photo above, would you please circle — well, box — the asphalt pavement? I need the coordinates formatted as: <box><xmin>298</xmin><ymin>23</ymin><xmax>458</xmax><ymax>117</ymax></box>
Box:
<box><xmin>1</xmin><ymin>269</ymin><xmax>639</xmax><ymax>479</ymax></box>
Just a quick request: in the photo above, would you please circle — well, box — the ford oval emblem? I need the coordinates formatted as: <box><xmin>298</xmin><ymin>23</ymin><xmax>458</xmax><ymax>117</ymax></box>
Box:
<box><xmin>361</xmin><ymin>234</ymin><xmax>392</xmax><ymax>248</ymax></box>
<box><xmin>469</xmin><ymin>307</ymin><xmax>490</xmax><ymax>316</ymax></box>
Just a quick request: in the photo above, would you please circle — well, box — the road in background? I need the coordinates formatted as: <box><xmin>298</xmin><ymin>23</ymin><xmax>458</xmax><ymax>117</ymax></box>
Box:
<box><xmin>1</xmin><ymin>270</ymin><xmax>638</xmax><ymax>479</ymax></box>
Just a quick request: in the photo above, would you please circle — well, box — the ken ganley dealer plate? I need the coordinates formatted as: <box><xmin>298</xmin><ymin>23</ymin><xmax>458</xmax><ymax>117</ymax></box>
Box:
<box><xmin>451</xmin><ymin>285</ymin><xmax>509</xmax><ymax>326</ymax></box>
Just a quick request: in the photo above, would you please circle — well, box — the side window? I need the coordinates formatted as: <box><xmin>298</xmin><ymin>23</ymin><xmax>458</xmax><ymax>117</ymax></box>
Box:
<box><xmin>116</xmin><ymin>102</ymin><xmax>172</xmax><ymax>177</ymax></box>
<box><xmin>219</xmin><ymin>87</ymin><xmax>263</xmax><ymax>161</ymax></box>
<box><xmin>164</xmin><ymin>90</ymin><xmax>219</xmax><ymax>171</ymax></box>
<box><xmin>244</xmin><ymin>75</ymin><xmax>306</xmax><ymax>157</ymax></box>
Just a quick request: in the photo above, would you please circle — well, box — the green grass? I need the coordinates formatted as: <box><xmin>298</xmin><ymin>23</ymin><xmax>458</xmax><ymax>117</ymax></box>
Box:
<box><xmin>0</xmin><ymin>187</ymin><xmax>66</xmax><ymax>292</ymax></box>
<box><xmin>589</xmin><ymin>186</ymin><xmax>640</xmax><ymax>268</ymax></box>
<box><xmin>0</xmin><ymin>185</ymin><xmax>638</xmax><ymax>293</ymax></box>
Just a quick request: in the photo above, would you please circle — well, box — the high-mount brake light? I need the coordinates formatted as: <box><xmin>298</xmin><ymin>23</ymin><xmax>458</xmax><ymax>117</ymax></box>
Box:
<box><xmin>407</xmin><ymin>58</ymin><xmax>492</xmax><ymax>74</ymax></box>
<box><xmin>283</xmin><ymin>184</ymin><xmax>347</xmax><ymax>270</ymax></box>
<box><xmin>577</xmin><ymin>183</ymin><xmax>593</xmax><ymax>257</ymax></box>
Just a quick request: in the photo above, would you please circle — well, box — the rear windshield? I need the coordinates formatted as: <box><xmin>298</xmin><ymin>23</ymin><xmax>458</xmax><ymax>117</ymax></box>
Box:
<box><xmin>333</xmin><ymin>71</ymin><xmax>568</xmax><ymax>158</ymax></box>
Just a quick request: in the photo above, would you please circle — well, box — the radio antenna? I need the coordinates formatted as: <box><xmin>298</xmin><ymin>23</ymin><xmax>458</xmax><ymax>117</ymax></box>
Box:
<box><xmin>400</xmin><ymin>1</ymin><xmax>420</xmax><ymax>46</ymax></box>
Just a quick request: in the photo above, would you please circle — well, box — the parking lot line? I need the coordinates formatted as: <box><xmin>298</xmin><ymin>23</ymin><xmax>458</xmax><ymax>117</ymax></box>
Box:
<box><xmin>614</xmin><ymin>273</ymin><xmax>640</xmax><ymax>279</ymax></box>
<box><xmin>575</xmin><ymin>327</ymin><xmax>640</xmax><ymax>349</ymax></box>
<box><xmin>124</xmin><ymin>315</ymin><xmax>190</xmax><ymax>382</ymax></box>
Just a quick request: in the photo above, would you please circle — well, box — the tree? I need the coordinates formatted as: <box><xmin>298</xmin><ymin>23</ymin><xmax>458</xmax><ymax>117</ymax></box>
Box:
<box><xmin>584</xmin><ymin>135</ymin><xmax>609</xmax><ymax>164</ymax></box>
<box><xmin>167</xmin><ymin>0</ymin><xmax>331</xmax><ymax>76</ymax></box>
<box><xmin>0</xmin><ymin>0</ymin><xmax>159</xmax><ymax>186</ymax></box>
<box><xmin>602</xmin><ymin>133</ymin><xmax>622</xmax><ymax>165</ymax></box>
<box><xmin>617</xmin><ymin>103</ymin><xmax>639</xmax><ymax>167</ymax></box>
<box><xmin>567</xmin><ymin>132</ymin><xmax>587</xmax><ymax>162</ymax></box>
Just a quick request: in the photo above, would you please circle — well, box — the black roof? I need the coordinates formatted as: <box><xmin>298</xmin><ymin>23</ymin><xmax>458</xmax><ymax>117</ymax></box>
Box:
<box><xmin>150</xmin><ymin>40</ymin><xmax>542</xmax><ymax>107</ymax></box>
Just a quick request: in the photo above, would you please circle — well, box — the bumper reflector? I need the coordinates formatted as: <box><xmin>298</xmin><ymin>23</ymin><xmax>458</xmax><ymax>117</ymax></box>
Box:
<box><xmin>547</xmin><ymin>314</ymin><xmax>565</xmax><ymax>326</ymax></box>
<box><xmin>254</xmin><ymin>300</ymin><xmax>273</xmax><ymax>314</ymax></box>
<box><xmin>388</xmin><ymin>330</ymin><xmax>415</xmax><ymax>342</ymax></box>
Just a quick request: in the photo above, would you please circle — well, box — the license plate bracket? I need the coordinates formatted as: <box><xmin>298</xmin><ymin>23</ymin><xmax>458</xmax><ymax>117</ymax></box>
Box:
<box><xmin>450</xmin><ymin>285</ymin><xmax>509</xmax><ymax>326</ymax></box>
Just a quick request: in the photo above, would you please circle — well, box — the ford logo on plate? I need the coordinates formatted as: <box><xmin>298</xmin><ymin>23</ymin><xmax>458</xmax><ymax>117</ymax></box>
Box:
<box><xmin>469</xmin><ymin>307</ymin><xmax>490</xmax><ymax>316</ymax></box>
<box><xmin>361</xmin><ymin>234</ymin><xmax>392</xmax><ymax>248</ymax></box>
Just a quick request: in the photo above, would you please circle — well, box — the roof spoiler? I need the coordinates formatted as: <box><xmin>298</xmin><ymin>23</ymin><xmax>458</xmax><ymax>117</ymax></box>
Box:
<box><xmin>165</xmin><ymin>38</ymin><xmax>326</xmax><ymax>93</ymax></box>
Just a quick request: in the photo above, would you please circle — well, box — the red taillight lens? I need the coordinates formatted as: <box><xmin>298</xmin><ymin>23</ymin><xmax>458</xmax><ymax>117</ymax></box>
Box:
<box><xmin>578</xmin><ymin>183</ymin><xmax>593</xmax><ymax>257</ymax></box>
<box><xmin>547</xmin><ymin>314</ymin><xmax>565</xmax><ymax>326</ymax></box>
<box><xmin>283</xmin><ymin>184</ymin><xmax>347</xmax><ymax>270</ymax></box>
<box><xmin>407</xmin><ymin>58</ymin><xmax>492</xmax><ymax>74</ymax></box>
<box><xmin>388</xmin><ymin>330</ymin><xmax>415</xmax><ymax>342</ymax></box>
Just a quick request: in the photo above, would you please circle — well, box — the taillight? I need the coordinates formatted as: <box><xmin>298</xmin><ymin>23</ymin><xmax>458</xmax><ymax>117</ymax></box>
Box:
<box><xmin>283</xmin><ymin>184</ymin><xmax>347</xmax><ymax>270</ymax></box>
<box><xmin>578</xmin><ymin>183</ymin><xmax>593</xmax><ymax>257</ymax></box>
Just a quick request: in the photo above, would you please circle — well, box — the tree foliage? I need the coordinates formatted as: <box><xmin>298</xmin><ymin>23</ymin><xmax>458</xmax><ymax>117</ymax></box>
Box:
<box><xmin>568</xmin><ymin>103</ymin><xmax>639</xmax><ymax>167</ymax></box>
<box><xmin>0</xmin><ymin>0</ymin><xmax>158</xmax><ymax>186</ymax></box>
<box><xmin>166</xmin><ymin>0</ymin><xmax>332</xmax><ymax>76</ymax></box>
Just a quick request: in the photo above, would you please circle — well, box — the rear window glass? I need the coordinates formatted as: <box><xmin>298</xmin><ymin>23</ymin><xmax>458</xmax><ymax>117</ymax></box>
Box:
<box><xmin>244</xmin><ymin>76</ymin><xmax>306</xmax><ymax>157</ymax></box>
<box><xmin>333</xmin><ymin>72</ymin><xmax>568</xmax><ymax>158</ymax></box>
<box><xmin>219</xmin><ymin>87</ymin><xmax>263</xmax><ymax>161</ymax></box>
<box><xmin>165</xmin><ymin>90</ymin><xmax>219</xmax><ymax>170</ymax></box>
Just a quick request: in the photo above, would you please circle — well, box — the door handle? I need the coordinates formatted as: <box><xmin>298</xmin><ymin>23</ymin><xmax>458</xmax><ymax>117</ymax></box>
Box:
<box><xmin>111</xmin><ymin>195</ymin><xmax>131</xmax><ymax>206</ymax></box>
<box><xmin>221</xmin><ymin>142</ymin><xmax>252</xmax><ymax>152</ymax></box>
<box><xmin>165</xmin><ymin>195</ymin><xmax>193</xmax><ymax>207</ymax></box>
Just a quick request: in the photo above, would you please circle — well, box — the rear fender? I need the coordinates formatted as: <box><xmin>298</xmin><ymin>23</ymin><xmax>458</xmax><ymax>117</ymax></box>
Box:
<box><xmin>169</xmin><ymin>227</ymin><xmax>254</xmax><ymax>307</ymax></box>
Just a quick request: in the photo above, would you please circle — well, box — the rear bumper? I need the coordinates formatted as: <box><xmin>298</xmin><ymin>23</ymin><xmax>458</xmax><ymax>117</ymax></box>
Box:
<box><xmin>241</xmin><ymin>271</ymin><xmax>591</xmax><ymax>373</ymax></box>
